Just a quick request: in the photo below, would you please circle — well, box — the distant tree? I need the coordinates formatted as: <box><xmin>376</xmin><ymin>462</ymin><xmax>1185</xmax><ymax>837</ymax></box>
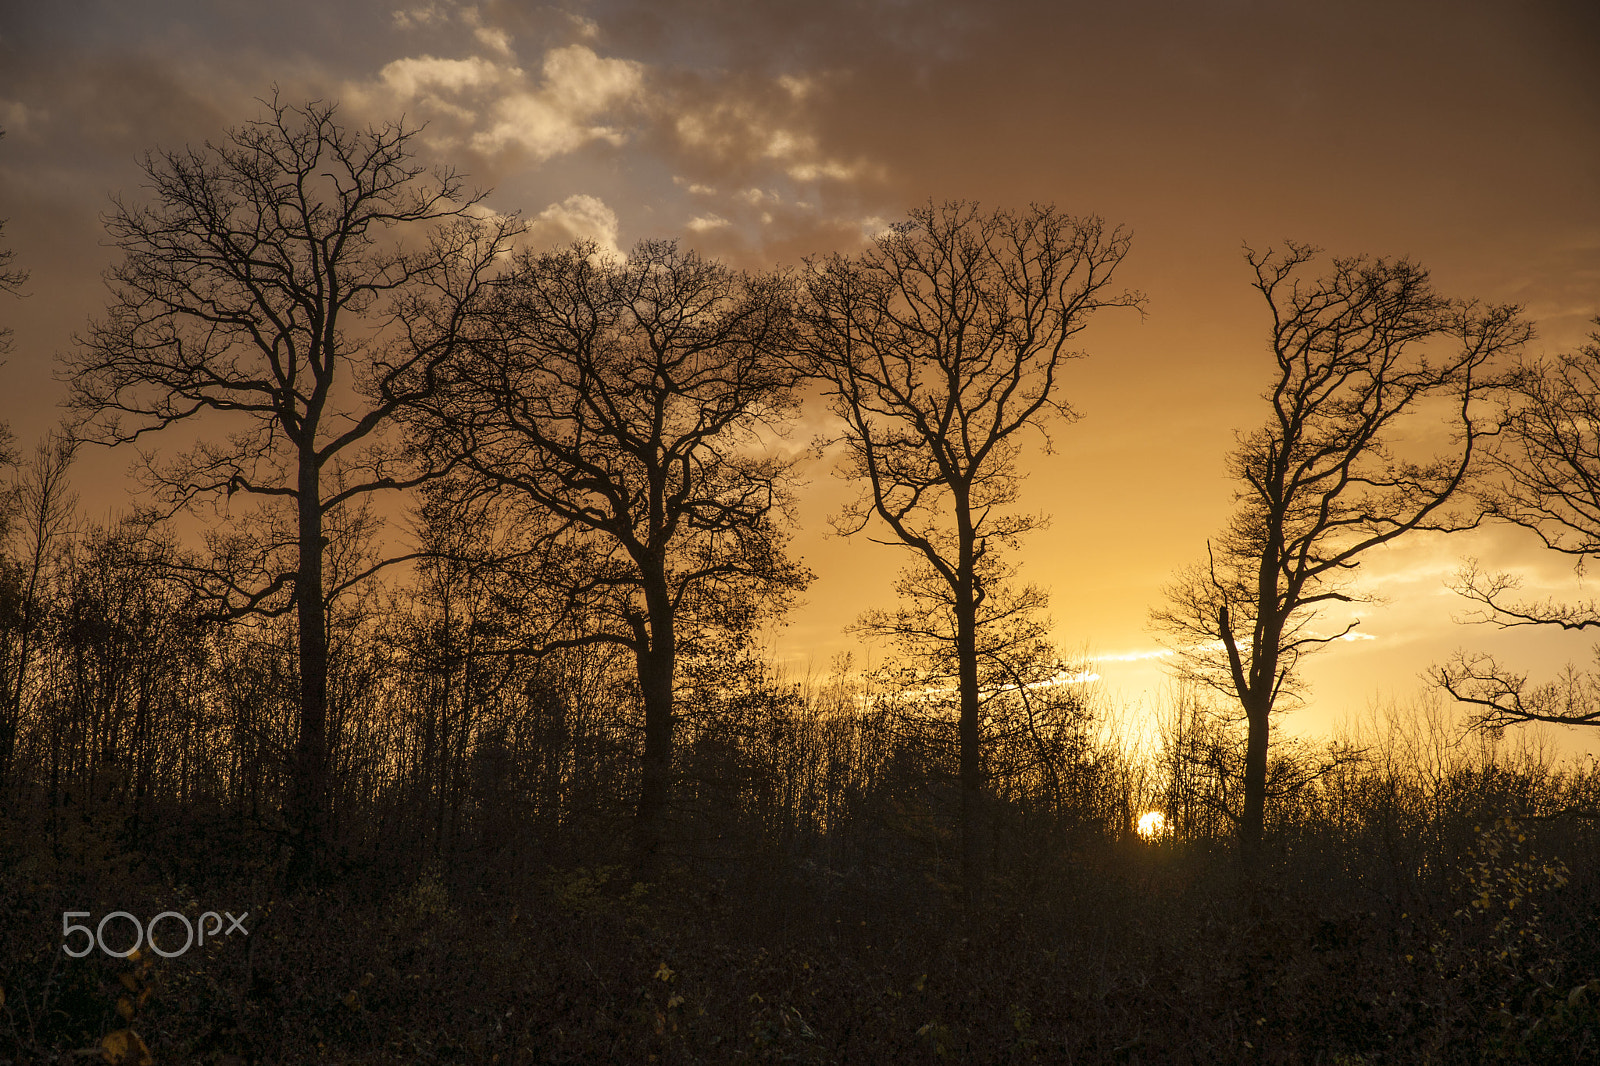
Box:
<box><xmin>40</xmin><ymin>514</ymin><xmax>207</xmax><ymax>834</ymax></box>
<box><xmin>1152</xmin><ymin>243</ymin><xmax>1528</xmax><ymax>860</ymax></box>
<box><xmin>60</xmin><ymin>96</ymin><xmax>521</xmax><ymax>875</ymax></box>
<box><xmin>416</xmin><ymin>239</ymin><xmax>809</xmax><ymax>876</ymax></box>
<box><xmin>861</xmin><ymin>560</ymin><xmax>1101</xmax><ymax>836</ymax></box>
<box><xmin>0</xmin><ymin>126</ymin><xmax>26</xmax><ymax>782</ymax></box>
<box><xmin>795</xmin><ymin>201</ymin><xmax>1138</xmax><ymax>899</ymax></box>
<box><xmin>1434</xmin><ymin>319</ymin><xmax>1600</xmax><ymax>728</ymax></box>
<box><xmin>0</xmin><ymin>431</ymin><xmax>76</xmax><ymax>795</ymax></box>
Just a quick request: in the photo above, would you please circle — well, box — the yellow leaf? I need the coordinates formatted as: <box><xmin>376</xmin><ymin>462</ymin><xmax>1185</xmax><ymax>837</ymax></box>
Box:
<box><xmin>360</xmin><ymin>972</ymin><xmax>374</xmax><ymax>987</ymax></box>
<box><xmin>654</xmin><ymin>962</ymin><xmax>675</xmax><ymax>983</ymax></box>
<box><xmin>100</xmin><ymin>1029</ymin><xmax>153</xmax><ymax>1066</ymax></box>
<box><xmin>342</xmin><ymin>991</ymin><xmax>360</xmax><ymax>1010</ymax></box>
<box><xmin>117</xmin><ymin>996</ymin><xmax>134</xmax><ymax>1020</ymax></box>
<box><xmin>119</xmin><ymin>974</ymin><xmax>138</xmax><ymax>992</ymax></box>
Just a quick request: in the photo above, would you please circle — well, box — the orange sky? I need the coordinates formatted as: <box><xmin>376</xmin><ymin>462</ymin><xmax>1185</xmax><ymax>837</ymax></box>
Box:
<box><xmin>1</xmin><ymin>0</ymin><xmax>1597</xmax><ymax>752</ymax></box>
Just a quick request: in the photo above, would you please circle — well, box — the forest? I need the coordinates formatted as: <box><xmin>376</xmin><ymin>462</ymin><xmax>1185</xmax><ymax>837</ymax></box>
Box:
<box><xmin>0</xmin><ymin>99</ymin><xmax>1597</xmax><ymax>1065</ymax></box>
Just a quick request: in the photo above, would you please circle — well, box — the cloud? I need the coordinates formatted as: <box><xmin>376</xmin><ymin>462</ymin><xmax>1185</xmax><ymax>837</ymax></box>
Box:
<box><xmin>0</xmin><ymin>100</ymin><xmax>39</xmax><ymax>136</ymax></box>
<box><xmin>360</xmin><ymin>44</ymin><xmax>643</xmax><ymax>162</ymax></box>
<box><xmin>1092</xmin><ymin>647</ymin><xmax>1176</xmax><ymax>663</ymax></box>
<box><xmin>472</xmin><ymin>25</ymin><xmax>515</xmax><ymax>59</ymax></box>
<box><xmin>473</xmin><ymin>46</ymin><xmax>643</xmax><ymax>158</ymax></box>
<box><xmin>670</xmin><ymin>92</ymin><xmax>876</xmax><ymax>186</ymax></box>
<box><xmin>460</xmin><ymin>5</ymin><xmax>515</xmax><ymax>59</ymax></box>
<box><xmin>379</xmin><ymin>55</ymin><xmax>503</xmax><ymax>98</ymax></box>
<box><xmin>777</xmin><ymin>74</ymin><xmax>815</xmax><ymax>101</ymax></box>
<box><xmin>527</xmin><ymin>194</ymin><xmax>622</xmax><ymax>257</ymax></box>
<box><xmin>391</xmin><ymin>3</ymin><xmax>450</xmax><ymax>30</ymax></box>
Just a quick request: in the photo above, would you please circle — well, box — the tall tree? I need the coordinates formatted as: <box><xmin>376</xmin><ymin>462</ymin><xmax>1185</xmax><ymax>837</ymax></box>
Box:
<box><xmin>417</xmin><ymin>239</ymin><xmax>808</xmax><ymax>876</ymax></box>
<box><xmin>61</xmin><ymin>96</ymin><xmax>520</xmax><ymax>874</ymax></box>
<box><xmin>1434</xmin><ymin>319</ymin><xmax>1600</xmax><ymax>728</ymax></box>
<box><xmin>0</xmin><ymin>125</ymin><xmax>27</xmax><ymax>768</ymax></box>
<box><xmin>1152</xmin><ymin>243</ymin><xmax>1529</xmax><ymax>859</ymax></box>
<box><xmin>795</xmin><ymin>201</ymin><xmax>1137</xmax><ymax>899</ymax></box>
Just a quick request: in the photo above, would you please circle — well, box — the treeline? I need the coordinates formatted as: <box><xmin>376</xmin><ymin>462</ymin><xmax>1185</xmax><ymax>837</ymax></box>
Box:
<box><xmin>0</xmin><ymin>499</ymin><xmax>1119</xmax><ymax>877</ymax></box>
<box><xmin>0</xmin><ymin>489</ymin><xmax>1594</xmax><ymax>888</ymax></box>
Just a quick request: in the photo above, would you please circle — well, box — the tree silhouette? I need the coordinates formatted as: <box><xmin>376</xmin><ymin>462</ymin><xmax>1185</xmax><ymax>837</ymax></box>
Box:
<box><xmin>795</xmin><ymin>201</ymin><xmax>1137</xmax><ymax>899</ymax></box>
<box><xmin>416</xmin><ymin>239</ymin><xmax>809</xmax><ymax>876</ymax></box>
<box><xmin>1153</xmin><ymin>243</ymin><xmax>1529</xmax><ymax>859</ymax></box>
<box><xmin>61</xmin><ymin>96</ymin><xmax>521</xmax><ymax>875</ymax></box>
<box><xmin>0</xmin><ymin>432</ymin><xmax>76</xmax><ymax>795</ymax></box>
<box><xmin>1435</xmin><ymin>319</ymin><xmax>1600</xmax><ymax>728</ymax></box>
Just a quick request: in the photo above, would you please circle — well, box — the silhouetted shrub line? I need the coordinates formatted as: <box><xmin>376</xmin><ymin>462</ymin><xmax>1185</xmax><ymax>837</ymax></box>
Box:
<box><xmin>0</xmin><ymin>677</ymin><xmax>1594</xmax><ymax>1062</ymax></box>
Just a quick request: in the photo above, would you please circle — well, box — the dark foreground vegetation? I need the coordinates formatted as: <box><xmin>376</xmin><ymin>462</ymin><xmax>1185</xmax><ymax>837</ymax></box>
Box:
<box><xmin>0</xmin><ymin>631</ymin><xmax>1595</xmax><ymax>1064</ymax></box>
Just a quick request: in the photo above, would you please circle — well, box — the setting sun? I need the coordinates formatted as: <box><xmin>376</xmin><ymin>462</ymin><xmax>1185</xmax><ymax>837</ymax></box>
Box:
<box><xmin>1136</xmin><ymin>811</ymin><xmax>1167</xmax><ymax>840</ymax></box>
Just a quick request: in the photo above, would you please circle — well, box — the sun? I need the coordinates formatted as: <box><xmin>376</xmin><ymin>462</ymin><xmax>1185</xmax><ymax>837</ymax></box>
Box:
<box><xmin>1136</xmin><ymin>811</ymin><xmax>1166</xmax><ymax>840</ymax></box>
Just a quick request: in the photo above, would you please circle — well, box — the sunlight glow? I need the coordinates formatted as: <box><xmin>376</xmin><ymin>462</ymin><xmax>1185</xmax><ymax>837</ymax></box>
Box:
<box><xmin>1136</xmin><ymin>811</ymin><xmax>1166</xmax><ymax>840</ymax></box>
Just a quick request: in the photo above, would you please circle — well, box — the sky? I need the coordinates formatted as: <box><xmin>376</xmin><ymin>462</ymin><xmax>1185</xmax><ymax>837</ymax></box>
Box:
<box><xmin>1</xmin><ymin>0</ymin><xmax>1598</xmax><ymax>751</ymax></box>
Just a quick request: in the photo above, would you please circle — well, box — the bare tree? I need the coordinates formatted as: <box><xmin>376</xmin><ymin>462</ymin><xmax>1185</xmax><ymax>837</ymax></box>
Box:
<box><xmin>0</xmin><ymin>432</ymin><xmax>76</xmax><ymax>794</ymax></box>
<box><xmin>1434</xmin><ymin>320</ymin><xmax>1600</xmax><ymax>728</ymax></box>
<box><xmin>1152</xmin><ymin>243</ymin><xmax>1529</xmax><ymax>859</ymax></box>
<box><xmin>60</xmin><ymin>96</ymin><xmax>521</xmax><ymax>874</ymax></box>
<box><xmin>417</xmin><ymin>239</ymin><xmax>809</xmax><ymax>876</ymax></box>
<box><xmin>795</xmin><ymin>201</ymin><xmax>1137</xmax><ymax>898</ymax></box>
<box><xmin>0</xmin><ymin>126</ymin><xmax>26</xmax><ymax>764</ymax></box>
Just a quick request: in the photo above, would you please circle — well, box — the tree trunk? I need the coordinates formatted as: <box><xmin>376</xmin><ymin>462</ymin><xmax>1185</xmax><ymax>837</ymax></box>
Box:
<box><xmin>633</xmin><ymin>573</ymin><xmax>676</xmax><ymax>881</ymax></box>
<box><xmin>1238</xmin><ymin>545</ymin><xmax>1283</xmax><ymax>866</ymax></box>
<box><xmin>289</xmin><ymin>459</ymin><xmax>328</xmax><ymax>880</ymax></box>
<box><xmin>1240</xmin><ymin>698</ymin><xmax>1270</xmax><ymax>862</ymax></box>
<box><xmin>955</xmin><ymin>587</ymin><xmax>984</xmax><ymax>906</ymax></box>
